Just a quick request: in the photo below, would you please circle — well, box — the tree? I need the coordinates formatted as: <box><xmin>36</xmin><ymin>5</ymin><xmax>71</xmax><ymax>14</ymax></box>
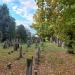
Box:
<box><xmin>0</xmin><ymin>4</ymin><xmax>16</xmax><ymax>41</ymax></box>
<box><xmin>8</xmin><ymin>16</ymin><xmax>16</xmax><ymax>40</ymax></box>
<box><xmin>33</xmin><ymin>0</ymin><xmax>75</xmax><ymax>50</ymax></box>
<box><xmin>59</xmin><ymin>0</ymin><xmax>75</xmax><ymax>53</ymax></box>
<box><xmin>16</xmin><ymin>25</ymin><xmax>27</xmax><ymax>43</ymax></box>
<box><xmin>33</xmin><ymin>0</ymin><xmax>59</xmax><ymax>39</ymax></box>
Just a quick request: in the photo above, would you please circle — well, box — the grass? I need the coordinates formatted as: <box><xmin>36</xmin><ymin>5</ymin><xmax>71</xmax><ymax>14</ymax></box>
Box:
<box><xmin>39</xmin><ymin>42</ymin><xmax>75</xmax><ymax>75</ymax></box>
<box><xmin>0</xmin><ymin>42</ymin><xmax>66</xmax><ymax>66</ymax></box>
<box><xmin>0</xmin><ymin>42</ymin><xmax>67</xmax><ymax>65</ymax></box>
<box><xmin>1</xmin><ymin>42</ymin><xmax>75</xmax><ymax>75</ymax></box>
<box><xmin>0</xmin><ymin>43</ymin><xmax>37</xmax><ymax>75</ymax></box>
<box><xmin>0</xmin><ymin>43</ymin><xmax>36</xmax><ymax>67</ymax></box>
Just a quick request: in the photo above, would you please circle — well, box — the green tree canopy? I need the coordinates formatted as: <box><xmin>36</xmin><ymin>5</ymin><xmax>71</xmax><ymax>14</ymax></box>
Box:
<box><xmin>16</xmin><ymin>25</ymin><xmax>28</xmax><ymax>43</ymax></box>
<box><xmin>0</xmin><ymin>4</ymin><xmax>16</xmax><ymax>41</ymax></box>
<box><xmin>33</xmin><ymin>0</ymin><xmax>75</xmax><ymax>42</ymax></box>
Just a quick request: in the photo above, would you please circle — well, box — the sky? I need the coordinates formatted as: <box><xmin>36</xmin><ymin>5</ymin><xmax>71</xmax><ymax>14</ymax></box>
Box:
<box><xmin>0</xmin><ymin>0</ymin><xmax>38</xmax><ymax>34</ymax></box>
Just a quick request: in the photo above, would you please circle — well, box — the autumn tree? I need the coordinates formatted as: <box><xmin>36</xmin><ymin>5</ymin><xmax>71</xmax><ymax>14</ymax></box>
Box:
<box><xmin>33</xmin><ymin>0</ymin><xmax>75</xmax><ymax>52</ymax></box>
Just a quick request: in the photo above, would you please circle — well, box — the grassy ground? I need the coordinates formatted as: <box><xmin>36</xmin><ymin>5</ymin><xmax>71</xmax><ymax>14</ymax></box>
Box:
<box><xmin>0</xmin><ymin>44</ymin><xmax>35</xmax><ymax>63</ymax></box>
<box><xmin>0</xmin><ymin>43</ymin><xmax>35</xmax><ymax>75</ymax></box>
<box><xmin>0</xmin><ymin>42</ymin><xmax>75</xmax><ymax>75</ymax></box>
<box><xmin>39</xmin><ymin>42</ymin><xmax>75</xmax><ymax>75</ymax></box>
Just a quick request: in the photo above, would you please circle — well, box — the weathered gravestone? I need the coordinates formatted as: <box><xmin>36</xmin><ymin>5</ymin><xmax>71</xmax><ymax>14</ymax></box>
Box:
<box><xmin>35</xmin><ymin>38</ymin><xmax>41</xmax><ymax>48</ymax></box>
<box><xmin>26</xmin><ymin>58</ymin><xmax>33</xmax><ymax>75</ymax></box>
<box><xmin>13</xmin><ymin>40</ymin><xmax>19</xmax><ymax>51</ymax></box>
<box><xmin>19</xmin><ymin>46</ymin><xmax>23</xmax><ymax>58</ymax></box>
<box><xmin>3</xmin><ymin>41</ymin><xmax>8</xmax><ymax>48</ymax></box>
<box><xmin>35</xmin><ymin>47</ymin><xmax>40</xmax><ymax>65</ymax></box>
<box><xmin>27</xmin><ymin>40</ymin><xmax>31</xmax><ymax>47</ymax></box>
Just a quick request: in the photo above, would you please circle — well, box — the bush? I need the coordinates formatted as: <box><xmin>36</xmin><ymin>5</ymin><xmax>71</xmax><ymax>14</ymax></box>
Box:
<box><xmin>67</xmin><ymin>49</ymin><xmax>74</xmax><ymax>54</ymax></box>
<box><xmin>66</xmin><ymin>40</ymin><xmax>75</xmax><ymax>54</ymax></box>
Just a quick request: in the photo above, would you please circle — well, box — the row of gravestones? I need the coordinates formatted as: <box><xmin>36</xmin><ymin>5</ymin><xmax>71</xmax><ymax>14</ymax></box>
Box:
<box><xmin>3</xmin><ymin>38</ymin><xmax>37</xmax><ymax>49</ymax></box>
<box><xmin>33</xmin><ymin>47</ymin><xmax>40</xmax><ymax>75</ymax></box>
<box><xmin>34</xmin><ymin>47</ymin><xmax>40</xmax><ymax>65</ymax></box>
<box><xmin>26</xmin><ymin>37</ymin><xmax>43</xmax><ymax>48</ymax></box>
<box><xmin>4</xmin><ymin>38</ymin><xmax>41</xmax><ymax>75</ymax></box>
<box><xmin>6</xmin><ymin>46</ymin><xmax>41</xmax><ymax>75</ymax></box>
<box><xmin>6</xmin><ymin>46</ymin><xmax>24</xmax><ymax>70</ymax></box>
<box><xmin>3</xmin><ymin>40</ymin><xmax>12</xmax><ymax>48</ymax></box>
<box><xmin>8</xmin><ymin>46</ymin><xmax>24</xmax><ymax>59</ymax></box>
<box><xmin>4</xmin><ymin>37</ymin><xmax>41</xmax><ymax>51</ymax></box>
<box><xmin>3</xmin><ymin>39</ymin><xmax>24</xmax><ymax>56</ymax></box>
<box><xmin>26</xmin><ymin>47</ymin><xmax>41</xmax><ymax>75</ymax></box>
<box><xmin>3</xmin><ymin>39</ymin><xmax>19</xmax><ymax>49</ymax></box>
<box><xmin>50</xmin><ymin>36</ymin><xmax>65</xmax><ymax>48</ymax></box>
<box><xmin>25</xmin><ymin>37</ymin><xmax>42</xmax><ymax>75</ymax></box>
<box><xmin>3</xmin><ymin>39</ymin><xmax>32</xmax><ymax>72</ymax></box>
<box><xmin>4</xmin><ymin>39</ymin><xmax>25</xmax><ymax>70</ymax></box>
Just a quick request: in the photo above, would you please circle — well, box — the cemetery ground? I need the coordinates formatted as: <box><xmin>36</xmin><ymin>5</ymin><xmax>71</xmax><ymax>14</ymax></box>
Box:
<box><xmin>0</xmin><ymin>42</ymin><xmax>75</xmax><ymax>75</ymax></box>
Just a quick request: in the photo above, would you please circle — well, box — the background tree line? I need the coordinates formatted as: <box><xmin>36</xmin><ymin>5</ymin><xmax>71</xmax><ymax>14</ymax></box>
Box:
<box><xmin>0</xmin><ymin>4</ymin><xmax>29</xmax><ymax>43</ymax></box>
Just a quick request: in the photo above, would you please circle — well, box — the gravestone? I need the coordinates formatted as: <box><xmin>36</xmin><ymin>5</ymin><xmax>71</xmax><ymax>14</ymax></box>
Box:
<box><xmin>35</xmin><ymin>38</ymin><xmax>40</xmax><ymax>48</ymax></box>
<box><xmin>3</xmin><ymin>41</ymin><xmax>8</xmax><ymax>48</ymax></box>
<box><xmin>27</xmin><ymin>40</ymin><xmax>31</xmax><ymax>47</ymax></box>
<box><xmin>26</xmin><ymin>59</ymin><xmax>33</xmax><ymax>75</ymax></box>
<box><xmin>19</xmin><ymin>46</ymin><xmax>23</xmax><ymax>58</ymax></box>
<box><xmin>13</xmin><ymin>39</ymin><xmax>19</xmax><ymax>51</ymax></box>
<box><xmin>35</xmin><ymin>47</ymin><xmax>40</xmax><ymax>65</ymax></box>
